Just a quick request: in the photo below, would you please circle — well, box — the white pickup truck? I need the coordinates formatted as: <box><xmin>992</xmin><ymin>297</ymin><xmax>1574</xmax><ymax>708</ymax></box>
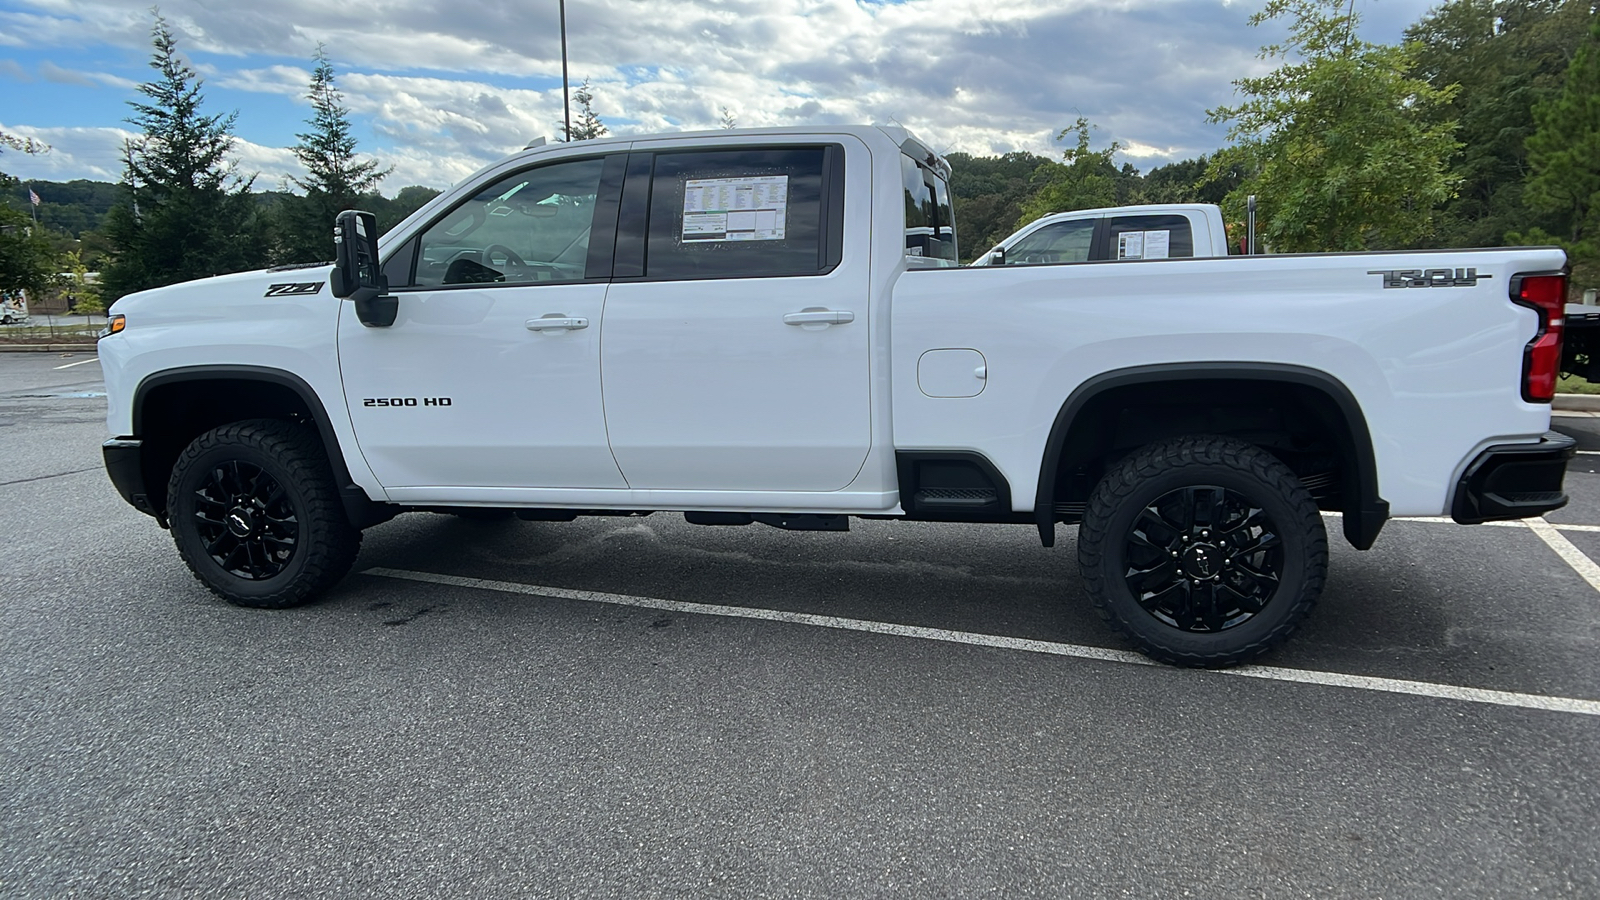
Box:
<box><xmin>972</xmin><ymin>203</ymin><xmax>1232</xmax><ymax>267</ymax></box>
<box><xmin>98</xmin><ymin>125</ymin><xmax>1574</xmax><ymax>667</ymax></box>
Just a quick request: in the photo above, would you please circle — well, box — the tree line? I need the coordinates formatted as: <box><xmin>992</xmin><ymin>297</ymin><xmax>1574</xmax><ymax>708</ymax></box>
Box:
<box><xmin>3</xmin><ymin>0</ymin><xmax>1597</xmax><ymax>305</ymax></box>
<box><xmin>950</xmin><ymin>0</ymin><xmax>1597</xmax><ymax>295</ymax></box>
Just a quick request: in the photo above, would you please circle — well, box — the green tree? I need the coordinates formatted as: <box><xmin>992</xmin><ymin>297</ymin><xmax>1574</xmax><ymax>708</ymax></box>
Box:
<box><xmin>562</xmin><ymin>80</ymin><xmax>609</xmax><ymax>141</ymax></box>
<box><xmin>1207</xmin><ymin>0</ymin><xmax>1460</xmax><ymax>251</ymax></box>
<box><xmin>275</xmin><ymin>47</ymin><xmax>391</xmax><ymax>264</ymax></box>
<box><xmin>60</xmin><ymin>250</ymin><xmax>105</xmax><ymax>314</ymax></box>
<box><xmin>0</xmin><ymin>174</ymin><xmax>62</xmax><ymax>299</ymax></box>
<box><xmin>100</xmin><ymin>13</ymin><xmax>267</xmax><ymax>301</ymax></box>
<box><xmin>1406</xmin><ymin>0</ymin><xmax>1593</xmax><ymax>248</ymax></box>
<box><xmin>1015</xmin><ymin>118</ymin><xmax>1128</xmax><ymax>227</ymax></box>
<box><xmin>946</xmin><ymin>150</ymin><xmax>1054</xmax><ymax>261</ymax></box>
<box><xmin>1518</xmin><ymin>16</ymin><xmax>1600</xmax><ymax>295</ymax></box>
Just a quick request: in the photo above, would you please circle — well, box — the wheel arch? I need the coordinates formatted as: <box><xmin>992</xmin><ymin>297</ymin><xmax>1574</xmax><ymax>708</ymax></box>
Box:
<box><xmin>132</xmin><ymin>365</ymin><xmax>385</xmax><ymax>527</ymax></box>
<box><xmin>1034</xmin><ymin>362</ymin><xmax>1388</xmax><ymax>550</ymax></box>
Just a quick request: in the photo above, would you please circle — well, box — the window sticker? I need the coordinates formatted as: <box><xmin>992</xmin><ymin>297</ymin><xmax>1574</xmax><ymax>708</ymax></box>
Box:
<box><xmin>1116</xmin><ymin>229</ymin><xmax>1172</xmax><ymax>260</ymax></box>
<box><xmin>682</xmin><ymin>175</ymin><xmax>788</xmax><ymax>242</ymax></box>
<box><xmin>1143</xmin><ymin>230</ymin><xmax>1171</xmax><ymax>259</ymax></box>
<box><xmin>1117</xmin><ymin>231</ymin><xmax>1145</xmax><ymax>260</ymax></box>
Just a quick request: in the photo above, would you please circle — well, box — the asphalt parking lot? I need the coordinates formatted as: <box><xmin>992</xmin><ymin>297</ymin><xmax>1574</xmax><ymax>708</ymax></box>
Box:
<box><xmin>2</xmin><ymin>349</ymin><xmax>1598</xmax><ymax>898</ymax></box>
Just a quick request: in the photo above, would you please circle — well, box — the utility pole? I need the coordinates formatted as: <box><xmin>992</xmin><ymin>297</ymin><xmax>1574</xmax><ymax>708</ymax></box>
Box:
<box><xmin>560</xmin><ymin>0</ymin><xmax>571</xmax><ymax>141</ymax></box>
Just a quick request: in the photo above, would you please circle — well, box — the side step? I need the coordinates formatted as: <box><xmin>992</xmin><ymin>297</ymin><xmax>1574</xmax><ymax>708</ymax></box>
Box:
<box><xmin>684</xmin><ymin>511</ymin><xmax>849</xmax><ymax>531</ymax></box>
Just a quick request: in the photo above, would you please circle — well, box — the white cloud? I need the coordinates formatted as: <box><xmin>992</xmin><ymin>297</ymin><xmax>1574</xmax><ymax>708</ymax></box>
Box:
<box><xmin>2</xmin><ymin>0</ymin><xmax>1438</xmax><ymax>189</ymax></box>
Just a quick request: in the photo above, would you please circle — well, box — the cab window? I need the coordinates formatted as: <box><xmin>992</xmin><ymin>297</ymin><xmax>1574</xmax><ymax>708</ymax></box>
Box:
<box><xmin>413</xmin><ymin>156</ymin><xmax>608</xmax><ymax>287</ymax></box>
<box><xmin>1007</xmin><ymin>219</ymin><xmax>1096</xmax><ymax>265</ymax></box>
<box><xmin>1106</xmin><ymin>214</ymin><xmax>1194</xmax><ymax>260</ymax></box>
<box><xmin>644</xmin><ymin>147</ymin><xmax>826</xmax><ymax>280</ymax></box>
<box><xmin>901</xmin><ymin>155</ymin><xmax>957</xmax><ymax>264</ymax></box>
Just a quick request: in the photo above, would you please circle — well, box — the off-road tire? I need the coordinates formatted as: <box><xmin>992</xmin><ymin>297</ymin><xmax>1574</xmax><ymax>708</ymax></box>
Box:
<box><xmin>1077</xmin><ymin>435</ymin><xmax>1327</xmax><ymax>667</ymax></box>
<box><xmin>168</xmin><ymin>419</ymin><xmax>361</xmax><ymax>609</ymax></box>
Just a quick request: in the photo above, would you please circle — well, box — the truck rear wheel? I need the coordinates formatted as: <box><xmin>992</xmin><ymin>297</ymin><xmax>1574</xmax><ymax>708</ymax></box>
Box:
<box><xmin>167</xmin><ymin>419</ymin><xmax>360</xmax><ymax>609</ymax></box>
<box><xmin>1076</xmin><ymin>435</ymin><xmax>1327</xmax><ymax>667</ymax></box>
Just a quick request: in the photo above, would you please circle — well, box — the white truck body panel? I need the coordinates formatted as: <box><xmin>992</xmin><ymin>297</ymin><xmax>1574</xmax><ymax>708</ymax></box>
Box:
<box><xmin>891</xmin><ymin>248</ymin><xmax>1559</xmax><ymax>516</ymax></box>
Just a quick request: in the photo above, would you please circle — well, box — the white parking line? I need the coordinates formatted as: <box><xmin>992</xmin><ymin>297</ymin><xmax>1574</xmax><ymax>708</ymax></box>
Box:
<box><xmin>363</xmin><ymin>566</ymin><xmax>1600</xmax><ymax>718</ymax></box>
<box><xmin>1526</xmin><ymin>518</ymin><xmax>1600</xmax><ymax>594</ymax></box>
<box><xmin>51</xmin><ymin>357</ymin><xmax>99</xmax><ymax>370</ymax></box>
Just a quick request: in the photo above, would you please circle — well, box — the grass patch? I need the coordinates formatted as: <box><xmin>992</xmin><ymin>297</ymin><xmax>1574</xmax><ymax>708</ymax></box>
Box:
<box><xmin>0</xmin><ymin>321</ymin><xmax>103</xmax><ymax>344</ymax></box>
<box><xmin>1558</xmin><ymin>375</ymin><xmax>1600</xmax><ymax>395</ymax></box>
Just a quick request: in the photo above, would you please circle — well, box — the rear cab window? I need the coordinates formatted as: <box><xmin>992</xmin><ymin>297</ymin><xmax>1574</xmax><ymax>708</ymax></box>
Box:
<box><xmin>641</xmin><ymin>146</ymin><xmax>838</xmax><ymax>280</ymax></box>
<box><xmin>902</xmin><ymin>154</ymin><xmax>958</xmax><ymax>267</ymax></box>
<box><xmin>1105</xmin><ymin>213</ymin><xmax>1194</xmax><ymax>260</ymax></box>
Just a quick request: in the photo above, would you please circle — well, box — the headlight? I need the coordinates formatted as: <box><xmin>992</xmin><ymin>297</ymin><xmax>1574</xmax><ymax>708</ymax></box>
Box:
<box><xmin>99</xmin><ymin>314</ymin><xmax>125</xmax><ymax>339</ymax></box>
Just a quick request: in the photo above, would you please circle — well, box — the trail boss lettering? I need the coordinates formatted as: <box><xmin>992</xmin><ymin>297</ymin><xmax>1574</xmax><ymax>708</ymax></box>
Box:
<box><xmin>1367</xmin><ymin>268</ymin><xmax>1490</xmax><ymax>289</ymax></box>
<box><xmin>264</xmin><ymin>282</ymin><xmax>325</xmax><ymax>297</ymax></box>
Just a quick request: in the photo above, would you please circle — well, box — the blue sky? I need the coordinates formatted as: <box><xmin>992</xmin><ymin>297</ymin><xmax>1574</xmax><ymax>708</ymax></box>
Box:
<box><xmin>0</xmin><ymin>0</ymin><xmax>1441</xmax><ymax>193</ymax></box>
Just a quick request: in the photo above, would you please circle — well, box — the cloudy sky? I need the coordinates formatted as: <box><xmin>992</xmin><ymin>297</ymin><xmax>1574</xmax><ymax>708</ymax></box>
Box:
<box><xmin>0</xmin><ymin>0</ymin><xmax>1439</xmax><ymax>195</ymax></box>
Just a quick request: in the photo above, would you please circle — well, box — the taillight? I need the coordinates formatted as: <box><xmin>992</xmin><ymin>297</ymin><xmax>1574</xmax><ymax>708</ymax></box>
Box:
<box><xmin>1512</xmin><ymin>273</ymin><xmax>1567</xmax><ymax>403</ymax></box>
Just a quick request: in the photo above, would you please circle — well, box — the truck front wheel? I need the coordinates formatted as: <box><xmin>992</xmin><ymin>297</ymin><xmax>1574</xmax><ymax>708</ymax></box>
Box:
<box><xmin>1077</xmin><ymin>435</ymin><xmax>1327</xmax><ymax>667</ymax></box>
<box><xmin>167</xmin><ymin>419</ymin><xmax>361</xmax><ymax>609</ymax></box>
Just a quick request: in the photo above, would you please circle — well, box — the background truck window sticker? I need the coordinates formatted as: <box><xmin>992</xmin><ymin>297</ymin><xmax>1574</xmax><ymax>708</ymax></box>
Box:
<box><xmin>682</xmin><ymin>175</ymin><xmax>788</xmax><ymax>242</ymax></box>
<box><xmin>1117</xmin><ymin>230</ymin><xmax>1172</xmax><ymax>260</ymax></box>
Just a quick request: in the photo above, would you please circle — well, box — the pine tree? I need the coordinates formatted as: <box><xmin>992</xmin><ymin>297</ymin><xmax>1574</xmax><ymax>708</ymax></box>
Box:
<box><xmin>100</xmin><ymin>13</ymin><xmax>266</xmax><ymax>300</ymax></box>
<box><xmin>276</xmin><ymin>47</ymin><xmax>391</xmax><ymax>264</ymax></box>
<box><xmin>562</xmin><ymin>80</ymin><xmax>609</xmax><ymax>141</ymax></box>
<box><xmin>1519</xmin><ymin>17</ymin><xmax>1600</xmax><ymax>296</ymax></box>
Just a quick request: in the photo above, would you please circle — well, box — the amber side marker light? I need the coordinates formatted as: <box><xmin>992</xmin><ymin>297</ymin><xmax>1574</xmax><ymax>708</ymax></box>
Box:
<box><xmin>100</xmin><ymin>314</ymin><xmax>125</xmax><ymax>338</ymax></box>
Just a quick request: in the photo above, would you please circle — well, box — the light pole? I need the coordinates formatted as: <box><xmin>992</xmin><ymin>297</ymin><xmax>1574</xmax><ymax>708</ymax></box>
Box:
<box><xmin>560</xmin><ymin>0</ymin><xmax>571</xmax><ymax>141</ymax></box>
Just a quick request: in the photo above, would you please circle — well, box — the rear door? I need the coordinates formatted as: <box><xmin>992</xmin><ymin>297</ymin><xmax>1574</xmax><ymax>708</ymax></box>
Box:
<box><xmin>599</xmin><ymin>138</ymin><xmax>870</xmax><ymax>492</ymax></box>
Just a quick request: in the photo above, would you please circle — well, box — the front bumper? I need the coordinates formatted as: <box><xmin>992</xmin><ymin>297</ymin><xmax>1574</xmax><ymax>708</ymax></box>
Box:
<box><xmin>103</xmin><ymin>437</ymin><xmax>163</xmax><ymax>524</ymax></box>
<box><xmin>1451</xmin><ymin>432</ymin><xmax>1576</xmax><ymax>524</ymax></box>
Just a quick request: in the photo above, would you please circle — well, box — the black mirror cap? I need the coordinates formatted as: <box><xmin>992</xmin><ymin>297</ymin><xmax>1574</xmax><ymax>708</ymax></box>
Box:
<box><xmin>332</xmin><ymin>210</ymin><xmax>387</xmax><ymax>300</ymax></box>
<box><xmin>990</xmin><ymin>246</ymin><xmax>1006</xmax><ymax>266</ymax></box>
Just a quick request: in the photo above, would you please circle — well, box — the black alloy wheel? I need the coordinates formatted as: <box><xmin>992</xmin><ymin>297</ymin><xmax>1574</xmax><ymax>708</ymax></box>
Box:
<box><xmin>190</xmin><ymin>459</ymin><xmax>300</xmax><ymax>580</ymax></box>
<box><xmin>1122</xmin><ymin>485</ymin><xmax>1284</xmax><ymax>633</ymax></box>
<box><xmin>1077</xmin><ymin>435</ymin><xmax>1327</xmax><ymax>667</ymax></box>
<box><xmin>168</xmin><ymin>419</ymin><xmax>360</xmax><ymax>609</ymax></box>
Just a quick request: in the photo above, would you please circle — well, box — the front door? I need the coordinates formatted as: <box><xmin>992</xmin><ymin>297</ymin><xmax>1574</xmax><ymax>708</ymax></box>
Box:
<box><xmin>600</xmin><ymin>141</ymin><xmax>872</xmax><ymax>493</ymax></box>
<box><xmin>340</xmin><ymin>152</ymin><xmax>628</xmax><ymax>494</ymax></box>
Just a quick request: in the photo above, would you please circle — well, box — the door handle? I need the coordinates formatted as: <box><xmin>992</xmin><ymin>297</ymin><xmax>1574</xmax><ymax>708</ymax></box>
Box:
<box><xmin>783</xmin><ymin>309</ymin><xmax>855</xmax><ymax>326</ymax></box>
<box><xmin>526</xmin><ymin>315</ymin><xmax>589</xmax><ymax>332</ymax></box>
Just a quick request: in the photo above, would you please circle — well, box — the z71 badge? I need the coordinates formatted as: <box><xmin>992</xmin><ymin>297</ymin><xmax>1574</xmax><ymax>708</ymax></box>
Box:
<box><xmin>1367</xmin><ymin>268</ymin><xmax>1491</xmax><ymax>289</ymax></box>
<box><xmin>264</xmin><ymin>282</ymin><xmax>325</xmax><ymax>297</ymax></box>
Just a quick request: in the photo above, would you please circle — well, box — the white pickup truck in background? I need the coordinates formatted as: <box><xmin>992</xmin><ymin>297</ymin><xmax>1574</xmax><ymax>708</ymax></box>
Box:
<box><xmin>97</xmin><ymin>124</ymin><xmax>1573</xmax><ymax>667</ymax></box>
<box><xmin>972</xmin><ymin>204</ymin><xmax>1232</xmax><ymax>266</ymax></box>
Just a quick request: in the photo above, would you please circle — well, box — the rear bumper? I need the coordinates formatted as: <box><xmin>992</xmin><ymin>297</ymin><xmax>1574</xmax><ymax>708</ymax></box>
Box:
<box><xmin>1451</xmin><ymin>432</ymin><xmax>1576</xmax><ymax>524</ymax></box>
<box><xmin>103</xmin><ymin>437</ymin><xmax>162</xmax><ymax>522</ymax></box>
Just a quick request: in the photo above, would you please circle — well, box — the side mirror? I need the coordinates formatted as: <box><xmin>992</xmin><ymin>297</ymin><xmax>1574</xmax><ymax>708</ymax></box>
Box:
<box><xmin>990</xmin><ymin>246</ymin><xmax>1006</xmax><ymax>266</ymax></box>
<box><xmin>331</xmin><ymin>210</ymin><xmax>397</xmax><ymax>327</ymax></box>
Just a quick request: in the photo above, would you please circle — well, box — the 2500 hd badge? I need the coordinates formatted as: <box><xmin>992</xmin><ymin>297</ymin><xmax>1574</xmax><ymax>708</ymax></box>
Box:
<box><xmin>362</xmin><ymin>397</ymin><xmax>453</xmax><ymax>407</ymax></box>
